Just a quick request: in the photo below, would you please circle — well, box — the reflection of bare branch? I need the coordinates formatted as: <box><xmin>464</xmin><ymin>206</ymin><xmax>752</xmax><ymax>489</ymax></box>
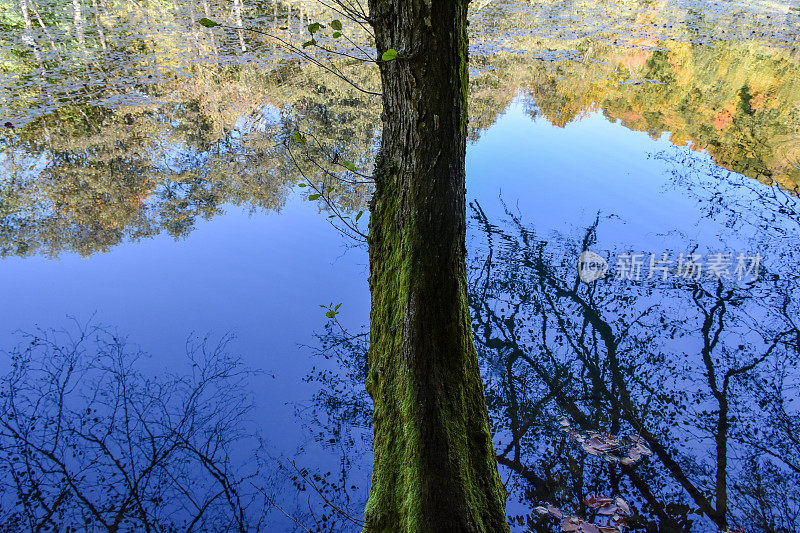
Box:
<box><xmin>468</xmin><ymin>206</ymin><xmax>800</xmax><ymax>531</ymax></box>
<box><xmin>0</xmin><ymin>323</ymin><xmax>267</xmax><ymax>530</ymax></box>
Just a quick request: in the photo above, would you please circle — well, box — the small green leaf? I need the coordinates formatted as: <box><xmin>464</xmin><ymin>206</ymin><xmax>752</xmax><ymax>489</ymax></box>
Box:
<box><xmin>332</xmin><ymin>32</ymin><xmax>342</xmax><ymax>38</ymax></box>
<box><xmin>326</xmin><ymin>186</ymin><xmax>334</xmax><ymax>193</ymax></box>
<box><xmin>198</xmin><ymin>18</ymin><xmax>218</xmax><ymax>28</ymax></box>
<box><xmin>331</xmin><ymin>19</ymin><xmax>342</xmax><ymax>31</ymax></box>
<box><xmin>325</xmin><ymin>310</ymin><xmax>335</xmax><ymax>318</ymax></box>
<box><xmin>381</xmin><ymin>48</ymin><xmax>398</xmax><ymax>61</ymax></box>
<box><xmin>334</xmin><ymin>303</ymin><xmax>341</xmax><ymax>310</ymax></box>
<box><xmin>302</xmin><ymin>39</ymin><xmax>316</xmax><ymax>48</ymax></box>
<box><xmin>355</xmin><ymin>211</ymin><xmax>363</xmax><ymax>222</ymax></box>
<box><xmin>308</xmin><ymin>22</ymin><xmax>323</xmax><ymax>34</ymax></box>
<box><xmin>308</xmin><ymin>193</ymin><xmax>321</xmax><ymax>200</ymax></box>
<box><xmin>298</xmin><ymin>183</ymin><xmax>307</xmax><ymax>187</ymax></box>
<box><xmin>292</xmin><ymin>131</ymin><xmax>307</xmax><ymax>144</ymax></box>
<box><xmin>343</xmin><ymin>161</ymin><xmax>356</xmax><ymax>171</ymax></box>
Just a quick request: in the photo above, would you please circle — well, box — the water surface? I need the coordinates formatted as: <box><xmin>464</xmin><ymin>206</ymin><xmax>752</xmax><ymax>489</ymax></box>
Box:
<box><xmin>1</xmin><ymin>0</ymin><xmax>799</xmax><ymax>530</ymax></box>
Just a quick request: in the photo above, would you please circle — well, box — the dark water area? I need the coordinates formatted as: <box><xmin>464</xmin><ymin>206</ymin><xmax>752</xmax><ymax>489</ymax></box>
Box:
<box><xmin>1</xmin><ymin>0</ymin><xmax>799</xmax><ymax>530</ymax></box>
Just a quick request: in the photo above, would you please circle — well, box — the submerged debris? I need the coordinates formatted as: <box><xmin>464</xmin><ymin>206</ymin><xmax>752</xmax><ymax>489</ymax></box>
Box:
<box><xmin>534</xmin><ymin>494</ymin><xmax>633</xmax><ymax>532</ymax></box>
<box><xmin>559</xmin><ymin>418</ymin><xmax>652</xmax><ymax>466</ymax></box>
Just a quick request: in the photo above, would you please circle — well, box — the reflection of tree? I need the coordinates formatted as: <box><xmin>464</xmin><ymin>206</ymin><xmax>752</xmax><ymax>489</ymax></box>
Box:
<box><xmin>0</xmin><ymin>324</ymin><xmax>271</xmax><ymax>531</ymax></box>
<box><xmin>467</xmin><ymin>204</ymin><xmax>800</xmax><ymax>531</ymax></box>
<box><xmin>469</xmin><ymin>37</ymin><xmax>800</xmax><ymax>188</ymax></box>
<box><xmin>0</xmin><ymin>61</ymin><xmax>378</xmax><ymax>257</ymax></box>
<box><xmin>303</xmin><ymin>201</ymin><xmax>800</xmax><ymax>531</ymax></box>
<box><xmin>3</xmin><ymin>0</ymin><xmax>799</xmax><ymax>259</ymax></box>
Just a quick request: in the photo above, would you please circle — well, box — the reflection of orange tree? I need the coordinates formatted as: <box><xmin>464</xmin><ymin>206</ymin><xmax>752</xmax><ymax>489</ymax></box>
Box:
<box><xmin>469</xmin><ymin>37</ymin><xmax>800</xmax><ymax>188</ymax></box>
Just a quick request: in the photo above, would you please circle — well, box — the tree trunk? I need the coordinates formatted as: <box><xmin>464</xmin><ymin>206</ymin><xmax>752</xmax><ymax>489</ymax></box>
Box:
<box><xmin>364</xmin><ymin>0</ymin><xmax>509</xmax><ymax>531</ymax></box>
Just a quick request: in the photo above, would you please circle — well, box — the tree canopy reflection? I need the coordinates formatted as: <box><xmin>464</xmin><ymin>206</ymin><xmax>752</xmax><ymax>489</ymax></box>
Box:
<box><xmin>1</xmin><ymin>0</ymin><xmax>798</xmax><ymax>257</ymax></box>
<box><xmin>302</xmin><ymin>184</ymin><xmax>800</xmax><ymax>531</ymax></box>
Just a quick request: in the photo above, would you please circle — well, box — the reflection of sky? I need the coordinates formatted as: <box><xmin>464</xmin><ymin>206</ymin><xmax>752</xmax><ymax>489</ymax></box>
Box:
<box><xmin>467</xmin><ymin>100</ymin><xmax>766</xmax><ymax>256</ymax></box>
<box><xmin>1</xmin><ymin>97</ymin><xmax>797</xmax><ymax>527</ymax></box>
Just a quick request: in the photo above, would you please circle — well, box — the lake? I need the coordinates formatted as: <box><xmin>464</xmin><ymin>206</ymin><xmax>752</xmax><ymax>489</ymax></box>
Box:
<box><xmin>1</xmin><ymin>0</ymin><xmax>799</xmax><ymax>530</ymax></box>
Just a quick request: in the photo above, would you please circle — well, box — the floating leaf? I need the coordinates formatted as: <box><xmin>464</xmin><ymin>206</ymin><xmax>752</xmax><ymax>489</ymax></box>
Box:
<box><xmin>614</xmin><ymin>497</ymin><xmax>631</xmax><ymax>516</ymax></box>
<box><xmin>381</xmin><ymin>48</ymin><xmax>398</xmax><ymax>61</ymax></box>
<box><xmin>331</xmin><ymin>19</ymin><xmax>342</xmax><ymax>31</ymax></box>
<box><xmin>198</xmin><ymin>18</ymin><xmax>218</xmax><ymax>28</ymax></box>
<box><xmin>308</xmin><ymin>193</ymin><xmax>321</xmax><ymax>200</ymax></box>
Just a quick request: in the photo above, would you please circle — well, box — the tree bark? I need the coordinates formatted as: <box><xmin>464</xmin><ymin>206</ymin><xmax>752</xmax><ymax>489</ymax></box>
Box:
<box><xmin>364</xmin><ymin>0</ymin><xmax>509</xmax><ymax>531</ymax></box>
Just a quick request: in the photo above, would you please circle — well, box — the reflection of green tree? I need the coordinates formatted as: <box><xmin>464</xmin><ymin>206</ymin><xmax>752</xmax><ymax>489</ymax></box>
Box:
<box><xmin>3</xmin><ymin>0</ymin><xmax>800</xmax><ymax>258</ymax></box>
<box><xmin>1</xmin><ymin>59</ymin><xmax>379</xmax><ymax>257</ymax></box>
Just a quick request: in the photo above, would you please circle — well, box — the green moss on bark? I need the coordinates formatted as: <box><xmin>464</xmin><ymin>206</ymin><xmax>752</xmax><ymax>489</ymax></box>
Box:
<box><xmin>363</xmin><ymin>1</ymin><xmax>510</xmax><ymax>529</ymax></box>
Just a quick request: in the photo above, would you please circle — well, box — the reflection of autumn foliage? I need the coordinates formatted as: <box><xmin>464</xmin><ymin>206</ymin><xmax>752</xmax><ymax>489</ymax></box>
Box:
<box><xmin>468</xmin><ymin>37</ymin><xmax>800</xmax><ymax>188</ymax></box>
<box><xmin>1</xmin><ymin>59</ymin><xmax>378</xmax><ymax>257</ymax></box>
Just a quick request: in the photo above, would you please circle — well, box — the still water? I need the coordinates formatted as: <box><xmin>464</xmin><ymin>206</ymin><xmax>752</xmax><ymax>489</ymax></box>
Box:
<box><xmin>1</xmin><ymin>0</ymin><xmax>799</xmax><ymax>530</ymax></box>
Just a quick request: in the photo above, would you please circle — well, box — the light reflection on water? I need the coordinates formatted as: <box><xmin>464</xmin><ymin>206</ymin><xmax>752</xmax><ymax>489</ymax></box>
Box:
<box><xmin>1</xmin><ymin>0</ymin><xmax>799</xmax><ymax>530</ymax></box>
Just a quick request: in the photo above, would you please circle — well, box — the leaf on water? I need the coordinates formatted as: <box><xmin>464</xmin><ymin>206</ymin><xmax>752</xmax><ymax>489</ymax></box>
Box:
<box><xmin>584</xmin><ymin>495</ymin><xmax>614</xmax><ymax>509</ymax></box>
<box><xmin>292</xmin><ymin>131</ymin><xmax>307</xmax><ymax>145</ymax></box>
<box><xmin>308</xmin><ymin>194</ymin><xmax>321</xmax><ymax>201</ymax></box>
<box><xmin>547</xmin><ymin>504</ymin><xmax>563</xmax><ymax>519</ymax></box>
<box><xmin>615</xmin><ymin>497</ymin><xmax>631</xmax><ymax>516</ymax></box>
<box><xmin>381</xmin><ymin>48</ymin><xmax>398</xmax><ymax>61</ymax></box>
<box><xmin>561</xmin><ymin>517</ymin><xmax>601</xmax><ymax>533</ymax></box>
<box><xmin>198</xmin><ymin>18</ymin><xmax>218</xmax><ymax>28</ymax></box>
<box><xmin>331</xmin><ymin>19</ymin><xmax>342</xmax><ymax>31</ymax></box>
<box><xmin>562</xmin><ymin>419</ymin><xmax>650</xmax><ymax>466</ymax></box>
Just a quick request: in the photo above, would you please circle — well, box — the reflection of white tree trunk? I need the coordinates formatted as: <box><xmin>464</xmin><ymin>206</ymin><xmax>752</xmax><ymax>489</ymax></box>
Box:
<box><xmin>26</xmin><ymin>0</ymin><xmax>59</xmax><ymax>53</ymax></box>
<box><xmin>233</xmin><ymin>0</ymin><xmax>246</xmax><ymax>52</ymax></box>
<box><xmin>92</xmin><ymin>0</ymin><xmax>107</xmax><ymax>50</ymax></box>
<box><xmin>20</xmin><ymin>0</ymin><xmax>32</xmax><ymax>30</ymax></box>
<box><xmin>19</xmin><ymin>0</ymin><xmax>43</xmax><ymax>63</ymax></box>
<box><xmin>72</xmin><ymin>0</ymin><xmax>86</xmax><ymax>46</ymax></box>
<box><xmin>201</xmin><ymin>0</ymin><xmax>219</xmax><ymax>62</ymax></box>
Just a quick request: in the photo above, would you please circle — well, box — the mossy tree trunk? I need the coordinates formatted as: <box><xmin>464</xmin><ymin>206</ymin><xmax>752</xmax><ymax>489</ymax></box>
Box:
<box><xmin>364</xmin><ymin>0</ymin><xmax>510</xmax><ymax>530</ymax></box>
